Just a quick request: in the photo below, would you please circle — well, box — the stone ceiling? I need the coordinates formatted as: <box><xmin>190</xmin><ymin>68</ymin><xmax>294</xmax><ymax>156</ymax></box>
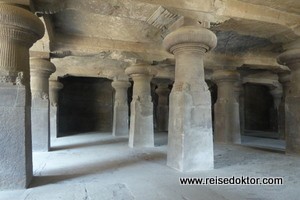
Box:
<box><xmin>30</xmin><ymin>0</ymin><xmax>299</xmax><ymax>80</ymax></box>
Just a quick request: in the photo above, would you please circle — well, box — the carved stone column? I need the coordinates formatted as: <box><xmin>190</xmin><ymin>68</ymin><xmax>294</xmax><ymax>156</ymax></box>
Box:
<box><xmin>163</xmin><ymin>20</ymin><xmax>217</xmax><ymax>171</ymax></box>
<box><xmin>112</xmin><ymin>80</ymin><xmax>131</xmax><ymax>137</ymax></box>
<box><xmin>278</xmin><ymin>73</ymin><xmax>291</xmax><ymax>140</ymax></box>
<box><xmin>235</xmin><ymin>81</ymin><xmax>245</xmax><ymax>135</ymax></box>
<box><xmin>0</xmin><ymin>4</ymin><xmax>44</xmax><ymax>189</ymax></box>
<box><xmin>49</xmin><ymin>80</ymin><xmax>63</xmax><ymax>139</ymax></box>
<box><xmin>155</xmin><ymin>83</ymin><xmax>170</xmax><ymax>132</ymax></box>
<box><xmin>277</xmin><ymin>39</ymin><xmax>300</xmax><ymax>154</ymax></box>
<box><xmin>30</xmin><ymin>58</ymin><xmax>56</xmax><ymax>151</ymax></box>
<box><xmin>212</xmin><ymin>70</ymin><xmax>241</xmax><ymax>144</ymax></box>
<box><xmin>125</xmin><ymin>64</ymin><xmax>156</xmax><ymax>147</ymax></box>
<box><xmin>269</xmin><ymin>85</ymin><xmax>283</xmax><ymax>134</ymax></box>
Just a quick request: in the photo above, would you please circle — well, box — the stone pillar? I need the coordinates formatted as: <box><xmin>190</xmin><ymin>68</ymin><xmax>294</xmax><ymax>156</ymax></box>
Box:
<box><xmin>277</xmin><ymin>39</ymin><xmax>300</xmax><ymax>154</ymax></box>
<box><xmin>278</xmin><ymin>73</ymin><xmax>291</xmax><ymax>140</ymax></box>
<box><xmin>212</xmin><ymin>70</ymin><xmax>241</xmax><ymax>144</ymax></box>
<box><xmin>269</xmin><ymin>85</ymin><xmax>283</xmax><ymax>110</ymax></box>
<box><xmin>125</xmin><ymin>64</ymin><xmax>156</xmax><ymax>147</ymax></box>
<box><xmin>163</xmin><ymin>20</ymin><xmax>217</xmax><ymax>171</ymax></box>
<box><xmin>0</xmin><ymin>4</ymin><xmax>44</xmax><ymax>189</ymax></box>
<box><xmin>49</xmin><ymin>80</ymin><xmax>63</xmax><ymax>139</ymax></box>
<box><xmin>235</xmin><ymin>81</ymin><xmax>245</xmax><ymax>135</ymax></box>
<box><xmin>155</xmin><ymin>83</ymin><xmax>170</xmax><ymax>132</ymax></box>
<box><xmin>112</xmin><ymin>80</ymin><xmax>131</xmax><ymax>137</ymax></box>
<box><xmin>269</xmin><ymin>85</ymin><xmax>283</xmax><ymax>134</ymax></box>
<box><xmin>30</xmin><ymin>58</ymin><xmax>55</xmax><ymax>152</ymax></box>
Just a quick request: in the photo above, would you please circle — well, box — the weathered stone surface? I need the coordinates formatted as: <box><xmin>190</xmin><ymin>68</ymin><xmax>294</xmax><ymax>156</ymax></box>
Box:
<box><xmin>30</xmin><ymin>58</ymin><xmax>56</xmax><ymax>152</ymax></box>
<box><xmin>125</xmin><ymin>64</ymin><xmax>156</xmax><ymax>147</ymax></box>
<box><xmin>212</xmin><ymin>70</ymin><xmax>241</xmax><ymax>144</ymax></box>
<box><xmin>112</xmin><ymin>80</ymin><xmax>131</xmax><ymax>137</ymax></box>
<box><xmin>0</xmin><ymin>3</ymin><xmax>44</xmax><ymax>189</ymax></box>
<box><xmin>277</xmin><ymin>39</ymin><xmax>300</xmax><ymax>154</ymax></box>
<box><xmin>49</xmin><ymin>80</ymin><xmax>63</xmax><ymax>138</ymax></box>
<box><xmin>0</xmin><ymin>85</ymin><xmax>32</xmax><ymax>189</ymax></box>
<box><xmin>153</xmin><ymin>81</ymin><xmax>171</xmax><ymax>132</ymax></box>
<box><xmin>278</xmin><ymin>72</ymin><xmax>291</xmax><ymax>140</ymax></box>
<box><xmin>163</xmin><ymin>20</ymin><xmax>216</xmax><ymax>172</ymax></box>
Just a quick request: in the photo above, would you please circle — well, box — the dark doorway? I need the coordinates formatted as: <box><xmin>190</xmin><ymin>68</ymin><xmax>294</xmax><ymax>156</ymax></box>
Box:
<box><xmin>244</xmin><ymin>83</ymin><xmax>278</xmax><ymax>138</ymax></box>
<box><xmin>58</xmin><ymin>76</ymin><xmax>113</xmax><ymax>137</ymax></box>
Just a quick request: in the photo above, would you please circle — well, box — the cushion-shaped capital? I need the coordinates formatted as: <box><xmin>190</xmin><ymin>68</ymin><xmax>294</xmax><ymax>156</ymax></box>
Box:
<box><xmin>163</xmin><ymin>26</ymin><xmax>217</xmax><ymax>54</ymax></box>
<box><xmin>125</xmin><ymin>64</ymin><xmax>157</xmax><ymax>77</ymax></box>
<box><xmin>277</xmin><ymin>49</ymin><xmax>300</xmax><ymax>67</ymax></box>
<box><xmin>112</xmin><ymin>80</ymin><xmax>131</xmax><ymax>89</ymax></box>
<box><xmin>0</xmin><ymin>4</ymin><xmax>44</xmax><ymax>44</ymax></box>
<box><xmin>30</xmin><ymin>58</ymin><xmax>56</xmax><ymax>77</ymax></box>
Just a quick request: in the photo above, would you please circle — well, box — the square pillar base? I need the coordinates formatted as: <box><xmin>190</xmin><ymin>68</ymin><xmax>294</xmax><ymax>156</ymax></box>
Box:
<box><xmin>167</xmin><ymin>90</ymin><xmax>214</xmax><ymax>172</ymax></box>
<box><xmin>129</xmin><ymin>100</ymin><xmax>154</xmax><ymax>147</ymax></box>
<box><xmin>0</xmin><ymin>85</ymin><xmax>32</xmax><ymax>189</ymax></box>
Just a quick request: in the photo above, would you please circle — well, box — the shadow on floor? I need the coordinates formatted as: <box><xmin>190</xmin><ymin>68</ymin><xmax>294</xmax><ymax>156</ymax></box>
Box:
<box><xmin>29</xmin><ymin>151</ymin><xmax>166</xmax><ymax>188</ymax></box>
<box><xmin>50</xmin><ymin>137</ymin><xmax>128</xmax><ymax>151</ymax></box>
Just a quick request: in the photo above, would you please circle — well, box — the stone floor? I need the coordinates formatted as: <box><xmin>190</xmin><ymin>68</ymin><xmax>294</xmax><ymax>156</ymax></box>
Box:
<box><xmin>0</xmin><ymin>132</ymin><xmax>299</xmax><ymax>200</ymax></box>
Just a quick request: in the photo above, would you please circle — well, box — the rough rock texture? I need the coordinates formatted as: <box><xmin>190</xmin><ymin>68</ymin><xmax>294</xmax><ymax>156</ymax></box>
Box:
<box><xmin>0</xmin><ymin>85</ymin><xmax>32</xmax><ymax>189</ymax></box>
<box><xmin>212</xmin><ymin>70</ymin><xmax>241</xmax><ymax>144</ymax></box>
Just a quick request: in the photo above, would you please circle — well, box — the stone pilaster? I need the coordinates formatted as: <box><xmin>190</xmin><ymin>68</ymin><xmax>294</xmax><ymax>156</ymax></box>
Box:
<box><xmin>269</xmin><ymin>85</ymin><xmax>283</xmax><ymax>110</ymax></box>
<box><xmin>234</xmin><ymin>81</ymin><xmax>245</xmax><ymax>135</ymax></box>
<box><xmin>277</xmin><ymin>39</ymin><xmax>300</xmax><ymax>154</ymax></box>
<box><xmin>49</xmin><ymin>80</ymin><xmax>63</xmax><ymax>139</ymax></box>
<box><xmin>112</xmin><ymin>80</ymin><xmax>131</xmax><ymax>137</ymax></box>
<box><xmin>163</xmin><ymin>20</ymin><xmax>217</xmax><ymax>171</ymax></box>
<box><xmin>278</xmin><ymin>73</ymin><xmax>291</xmax><ymax>140</ymax></box>
<box><xmin>30</xmin><ymin>58</ymin><xmax>56</xmax><ymax>151</ymax></box>
<box><xmin>212</xmin><ymin>70</ymin><xmax>241</xmax><ymax>144</ymax></box>
<box><xmin>125</xmin><ymin>64</ymin><xmax>156</xmax><ymax>147</ymax></box>
<box><xmin>0</xmin><ymin>3</ymin><xmax>44</xmax><ymax>189</ymax></box>
<box><xmin>155</xmin><ymin>83</ymin><xmax>170</xmax><ymax>132</ymax></box>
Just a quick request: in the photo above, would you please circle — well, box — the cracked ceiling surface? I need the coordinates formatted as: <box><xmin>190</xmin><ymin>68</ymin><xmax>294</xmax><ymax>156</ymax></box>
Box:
<box><xmin>30</xmin><ymin>0</ymin><xmax>299</xmax><ymax>80</ymax></box>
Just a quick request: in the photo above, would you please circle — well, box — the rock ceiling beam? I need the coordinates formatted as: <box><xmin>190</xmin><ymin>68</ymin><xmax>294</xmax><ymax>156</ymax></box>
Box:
<box><xmin>135</xmin><ymin>0</ymin><xmax>300</xmax><ymax>35</ymax></box>
<box><xmin>52</xmin><ymin>33</ymin><xmax>171</xmax><ymax>60</ymax></box>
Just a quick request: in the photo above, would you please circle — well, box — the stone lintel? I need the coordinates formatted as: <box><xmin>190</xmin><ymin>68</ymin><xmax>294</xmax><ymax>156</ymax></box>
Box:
<box><xmin>212</xmin><ymin>70</ymin><xmax>240</xmax><ymax>83</ymax></box>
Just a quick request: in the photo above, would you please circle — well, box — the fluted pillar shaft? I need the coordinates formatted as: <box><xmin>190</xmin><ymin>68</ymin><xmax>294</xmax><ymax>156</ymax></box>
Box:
<box><xmin>277</xmin><ymin>40</ymin><xmax>300</xmax><ymax>154</ymax></box>
<box><xmin>212</xmin><ymin>70</ymin><xmax>241</xmax><ymax>144</ymax></box>
<box><xmin>49</xmin><ymin>80</ymin><xmax>63</xmax><ymax>139</ymax></box>
<box><xmin>112</xmin><ymin>80</ymin><xmax>131</xmax><ymax>137</ymax></box>
<box><xmin>125</xmin><ymin>64</ymin><xmax>156</xmax><ymax>147</ymax></box>
<box><xmin>0</xmin><ymin>3</ymin><xmax>44</xmax><ymax>189</ymax></box>
<box><xmin>163</xmin><ymin>21</ymin><xmax>217</xmax><ymax>172</ymax></box>
<box><xmin>155</xmin><ymin>84</ymin><xmax>170</xmax><ymax>132</ymax></box>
